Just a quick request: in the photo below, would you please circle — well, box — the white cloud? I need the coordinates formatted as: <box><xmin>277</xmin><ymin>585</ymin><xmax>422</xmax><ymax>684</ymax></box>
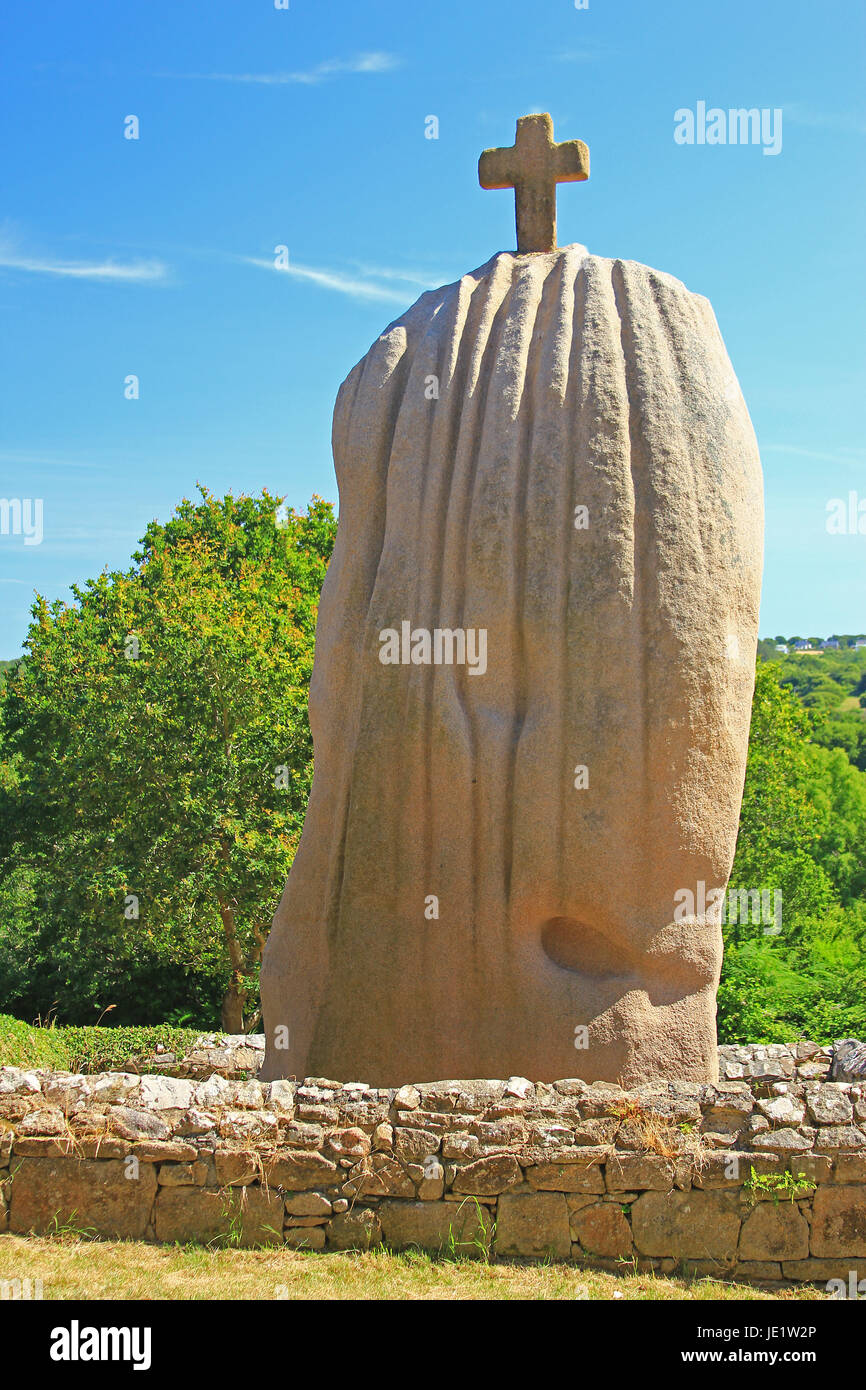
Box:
<box><xmin>784</xmin><ymin>103</ymin><xmax>866</xmax><ymax>136</ymax></box>
<box><xmin>172</xmin><ymin>52</ymin><xmax>400</xmax><ymax>86</ymax></box>
<box><xmin>0</xmin><ymin>449</ymin><xmax>109</xmax><ymax>470</ymax></box>
<box><xmin>556</xmin><ymin>50</ymin><xmax>604</xmax><ymax>63</ymax></box>
<box><xmin>0</xmin><ymin>244</ymin><xmax>167</xmax><ymax>283</ymax></box>
<box><xmin>762</xmin><ymin>444</ymin><xmax>866</xmax><ymax>467</ymax></box>
<box><xmin>353</xmin><ymin>262</ymin><xmax>447</xmax><ymax>287</ymax></box>
<box><xmin>242</xmin><ymin>255</ymin><xmax>424</xmax><ymax>304</ymax></box>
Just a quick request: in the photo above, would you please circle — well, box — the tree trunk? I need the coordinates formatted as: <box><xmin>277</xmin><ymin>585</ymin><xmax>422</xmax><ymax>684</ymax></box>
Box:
<box><xmin>220</xmin><ymin>976</ymin><xmax>246</xmax><ymax>1034</ymax></box>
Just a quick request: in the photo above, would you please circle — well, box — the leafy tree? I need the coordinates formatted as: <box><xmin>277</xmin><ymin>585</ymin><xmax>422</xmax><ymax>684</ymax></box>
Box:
<box><xmin>726</xmin><ymin>662</ymin><xmax>835</xmax><ymax>942</ymax></box>
<box><xmin>719</xmin><ymin>662</ymin><xmax>866</xmax><ymax>1042</ymax></box>
<box><xmin>0</xmin><ymin>489</ymin><xmax>336</xmax><ymax>1031</ymax></box>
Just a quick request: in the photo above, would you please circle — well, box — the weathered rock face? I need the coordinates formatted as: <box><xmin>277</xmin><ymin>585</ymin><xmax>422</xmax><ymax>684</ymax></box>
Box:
<box><xmin>261</xmin><ymin>244</ymin><xmax>764</xmax><ymax>1086</ymax></box>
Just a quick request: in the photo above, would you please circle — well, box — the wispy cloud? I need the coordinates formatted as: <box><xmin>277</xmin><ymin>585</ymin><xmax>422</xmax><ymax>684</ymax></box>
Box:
<box><xmin>762</xmin><ymin>444</ymin><xmax>866</xmax><ymax>466</ymax></box>
<box><xmin>352</xmin><ymin>262</ymin><xmax>447</xmax><ymax>288</ymax></box>
<box><xmin>0</xmin><ymin>449</ymin><xmax>110</xmax><ymax>471</ymax></box>
<box><xmin>168</xmin><ymin>52</ymin><xmax>400</xmax><ymax>87</ymax></box>
<box><xmin>556</xmin><ymin>42</ymin><xmax>610</xmax><ymax>63</ymax></box>
<box><xmin>0</xmin><ymin>242</ymin><xmax>167</xmax><ymax>283</ymax></box>
<box><xmin>785</xmin><ymin>103</ymin><xmax>866</xmax><ymax>136</ymax></box>
<box><xmin>242</xmin><ymin>255</ymin><xmax>431</xmax><ymax>304</ymax></box>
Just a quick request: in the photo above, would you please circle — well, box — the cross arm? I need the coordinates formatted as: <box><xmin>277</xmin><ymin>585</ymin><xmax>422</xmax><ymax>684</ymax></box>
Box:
<box><xmin>478</xmin><ymin>144</ymin><xmax>517</xmax><ymax>190</ymax></box>
<box><xmin>554</xmin><ymin>139</ymin><xmax>590</xmax><ymax>183</ymax></box>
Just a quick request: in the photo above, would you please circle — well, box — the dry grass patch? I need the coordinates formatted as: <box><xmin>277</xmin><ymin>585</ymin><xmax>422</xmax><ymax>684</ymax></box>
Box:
<box><xmin>0</xmin><ymin>1233</ymin><xmax>823</xmax><ymax>1301</ymax></box>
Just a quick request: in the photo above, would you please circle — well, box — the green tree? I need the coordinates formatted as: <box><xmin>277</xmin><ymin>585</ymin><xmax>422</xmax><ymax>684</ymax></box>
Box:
<box><xmin>726</xmin><ymin>662</ymin><xmax>835</xmax><ymax>941</ymax></box>
<box><xmin>719</xmin><ymin>662</ymin><xmax>866</xmax><ymax>1042</ymax></box>
<box><xmin>0</xmin><ymin>489</ymin><xmax>336</xmax><ymax>1031</ymax></box>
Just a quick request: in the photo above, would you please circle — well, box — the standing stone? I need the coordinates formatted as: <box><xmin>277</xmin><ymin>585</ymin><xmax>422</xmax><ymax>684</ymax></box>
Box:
<box><xmin>262</xmin><ymin>138</ymin><xmax>762</xmax><ymax>1089</ymax></box>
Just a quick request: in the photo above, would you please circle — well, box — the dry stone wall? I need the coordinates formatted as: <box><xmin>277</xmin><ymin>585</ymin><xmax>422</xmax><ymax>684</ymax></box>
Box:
<box><xmin>1</xmin><ymin>1049</ymin><xmax>864</xmax><ymax>1285</ymax></box>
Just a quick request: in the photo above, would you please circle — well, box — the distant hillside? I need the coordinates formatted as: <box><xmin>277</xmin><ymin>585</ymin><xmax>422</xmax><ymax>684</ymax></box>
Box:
<box><xmin>758</xmin><ymin>638</ymin><xmax>866</xmax><ymax>771</ymax></box>
<box><xmin>0</xmin><ymin>660</ymin><xmax>20</xmax><ymax>690</ymax></box>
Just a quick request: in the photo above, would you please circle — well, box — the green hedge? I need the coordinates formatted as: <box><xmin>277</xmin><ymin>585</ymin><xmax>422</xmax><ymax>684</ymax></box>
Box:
<box><xmin>0</xmin><ymin>1014</ymin><xmax>71</xmax><ymax>1069</ymax></box>
<box><xmin>0</xmin><ymin>1016</ymin><xmax>211</xmax><ymax>1073</ymax></box>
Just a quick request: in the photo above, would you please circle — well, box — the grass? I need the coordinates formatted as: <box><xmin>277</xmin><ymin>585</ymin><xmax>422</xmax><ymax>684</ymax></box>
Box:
<box><xmin>0</xmin><ymin>1015</ymin><xmax>208</xmax><ymax>1073</ymax></box>
<box><xmin>0</xmin><ymin>1234</ymin><xmax>824</xmax><ymax>1301</ymax></box>
<box><xmin>743</xmin><ymin>1167</ymin><xmax>816</xmax><ymax>1205</ymax></box>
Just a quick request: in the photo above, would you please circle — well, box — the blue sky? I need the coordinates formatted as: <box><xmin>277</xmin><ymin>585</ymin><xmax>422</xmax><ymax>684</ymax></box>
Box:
<box><xmin>1</xmin><ymin>0</ymin><xmax>864</xmax><ymax>656</ymax></box>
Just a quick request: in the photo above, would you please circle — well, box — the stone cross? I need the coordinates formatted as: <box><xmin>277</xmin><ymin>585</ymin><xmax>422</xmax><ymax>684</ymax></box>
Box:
<box><xmin>479</xmin><ymin>112</ymin><xmax>590</xmax><ymax>254</ymax></box>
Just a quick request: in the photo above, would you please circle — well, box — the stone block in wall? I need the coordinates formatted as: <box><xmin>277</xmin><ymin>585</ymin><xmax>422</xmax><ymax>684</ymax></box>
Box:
<box><xmin>738</xmin><ymin>1200</ymin><xmax>810</xmax><ymax>1261</ymax></box>
<box><xmin>9</xmin><ymin>1156</ymin><xmax>156</xmax><ymax>1239</ymax></box>
<box><xmin>108</xmin><ymin>1106</ymin><xmax>171</xmax><ymax>1142</ymax></box>
<box><xmin>74</xmin><ymin>1139</ymin><xmax>129</xmax><ymax>1160</ymax></box>
<box><xmin>790</xmin><ymin>1155</ymin><xmax>833</xmax><ymax>1185</ymax></box>
<box><xmin>138</xmin><ymin>1076</ymin><xmax>196</xmax><ymax>1111</ymax></box>
<box><xmin>805</xmin><ymin>1085</ymin><xmax>853</xmax><ymax>1126</ymax></box>
<box><xmin>833</xmin><ymin>1153</ymin><xmax>866</xmax><ymax>1183</ymax></box>
<box><xmin>729</xmin><ymin>1261</ymin><xmax>782</xmax><ymax>1281</ymax></box>
<box><xmin>394</xmin><ymin>1109</ymin><xmax>451</xmax><ymax>1132</ymax></box>
<box><xmin>131</xmin><ymin>1141</ymin><xmax>197</xmax><ymax>1163</ymax></box>
<box><xmin>16</xmin><ymin>1107</ymin><xmax>67</xmax><ymax>1137</ymax></box>
<box><xmin>278</xmin><ymin>1122</ymin><xmax>324</xmax><ymax>1150</ymax></box>
<box><xmin>263</xmin><ymin>1149</ymin><xmax>338</xmax><ymax>1191</ymax></box>
<box><xmin>342</xmin><ymin>1154</ymin><xmax>414</xmax><ymax>1199</ymax></box>
<box><xmin>153</xmin><ymin>1185</ymin><xmax>283</xmax><ymax>1246</ymax></box>
<box><xmin>606</xmin><ymin>1154</ymin><xmax>675</xmax><ymax>1192</ymax></box>
<box><xmin>438</xmin><ymin>1133</ymin><xmax>476</xmax><ymax>1161</ymax></box>
<box><xmin>495</xmin><ymin>1192</ymin><xmax>571</xmax><ymax>1260</ymax></box>
<box><xmin>285</xmin><ymin>1192</ymin><xmax>332</xmax><ymax>1217</ymax></box>
<box><xmin>297</xmin><ymin>1105</ymin><xmax>339</xmax><ymax>1126</ymax></box>
<box><xmin>284</xmin><ymin>1225</ymin><xmax>326</xmax><ymax>1250</ymax></box>
<box><xmin>217</xmin><ymin>1110</ymin><xmax>279</xmax><ymax>1143</ymax></box>
<box><xmin>756</xmin><ymin>1095</ymin><xmax>805</xmax><ymax>1126</ymax></box>
<box><xmin>175</xmin><ymin>1109</ymin><xmax>218</xmax><ymax>1139</ymax></box>
<box><xmin>325</xmin><ymin>1127</ymin><xmax>371</xmax><ymax>1162</ymax></box>
<box><xmin>392</xmin><ymin>1127</ymin><xmax>440</xmax><ymax>1163</ymax></box>
<box><xmin>797</xmin><ymin>1061</ymin><xmax>831</xmax><ymax>1081</ymax></box>
<box><xmin>631</xmin><ymin>1189</ymin><xmax>741</xmax><ymax>1261</ymax></box>
<box><xmin>378</xmin><ymin>1199</ymin><xmax>492</xmax><ymax>1256</ymax></box>
<box><xmin>750</xmin><ymin>1127</ymin><xmax>814</xmax><ymax>1154</ymax></box>
<box><xmin>570</xmin><ymin>1201</ymin><xmax>633</xmax><ymax>1258</ymax></box>
<box><xmin>578</xmin><ymin>1083</ymin><xmax>628</xmax><ymax>1118</ymax></box>
<box><xmin>691</xmin><ymin>1151</ymin><xmax>776</xmax><ymax>1188</ymax></box>
<box><xmin>416</xmin><ymin>1080</ymin><xmax>506</xmax><ymax>1115</ymax></box>
<box><xmin>12</xmin><ymin>1136</ymin><xmax>78</xmax><ymax>1158</ymax></box>
<box><xmin>525</xmin><ymin>1149</ymin><xmax>607</xmax><ymax>1194</ymax></box>
<box><xmin>781</xmin><ymin>1257</ymin><xmax>866</xmax><ymax>1284</ymax></box>
<box><xmin>812</xmin><ymin>1126</ymin><xmax>866</xmax><ymax>1153</ymax></box>
<box><xmin>157</xmin><ymin>1162</ymin><xmax>209</xmax><ymax>1187</ymax></box>
<box><xmin>415</xmin><ymin>1162</ymin><xmax>445</xmax><ymax>1200</ymax></box>
<box><xmin>327</xmin><ymin>1207</ymin><xmax>382</xmax><ymax>1250</ymax></box>
<box><xmin>451</xmin><ymin>1154</ymin><xmax>522</xmax><ymax>1196</ymax></box>
<box><xmin>264</xmin><ymin>1080</ymin><xmax>295</xmax><ymax>1116</ymax></box>
<box><xmin>563</xmin><ymin>1118</ymin><xmax>621</xmax><ymax>1146</ymax></box>
<box><xmin>214</xmin><ymin>1150</ymin><xmax>262</xmax><ymax>1186</ymax></box>
<box><xmin>810</xmin><ymin>1185</ymin><xmax>866</xmax><ymax>1257</ymax></box>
